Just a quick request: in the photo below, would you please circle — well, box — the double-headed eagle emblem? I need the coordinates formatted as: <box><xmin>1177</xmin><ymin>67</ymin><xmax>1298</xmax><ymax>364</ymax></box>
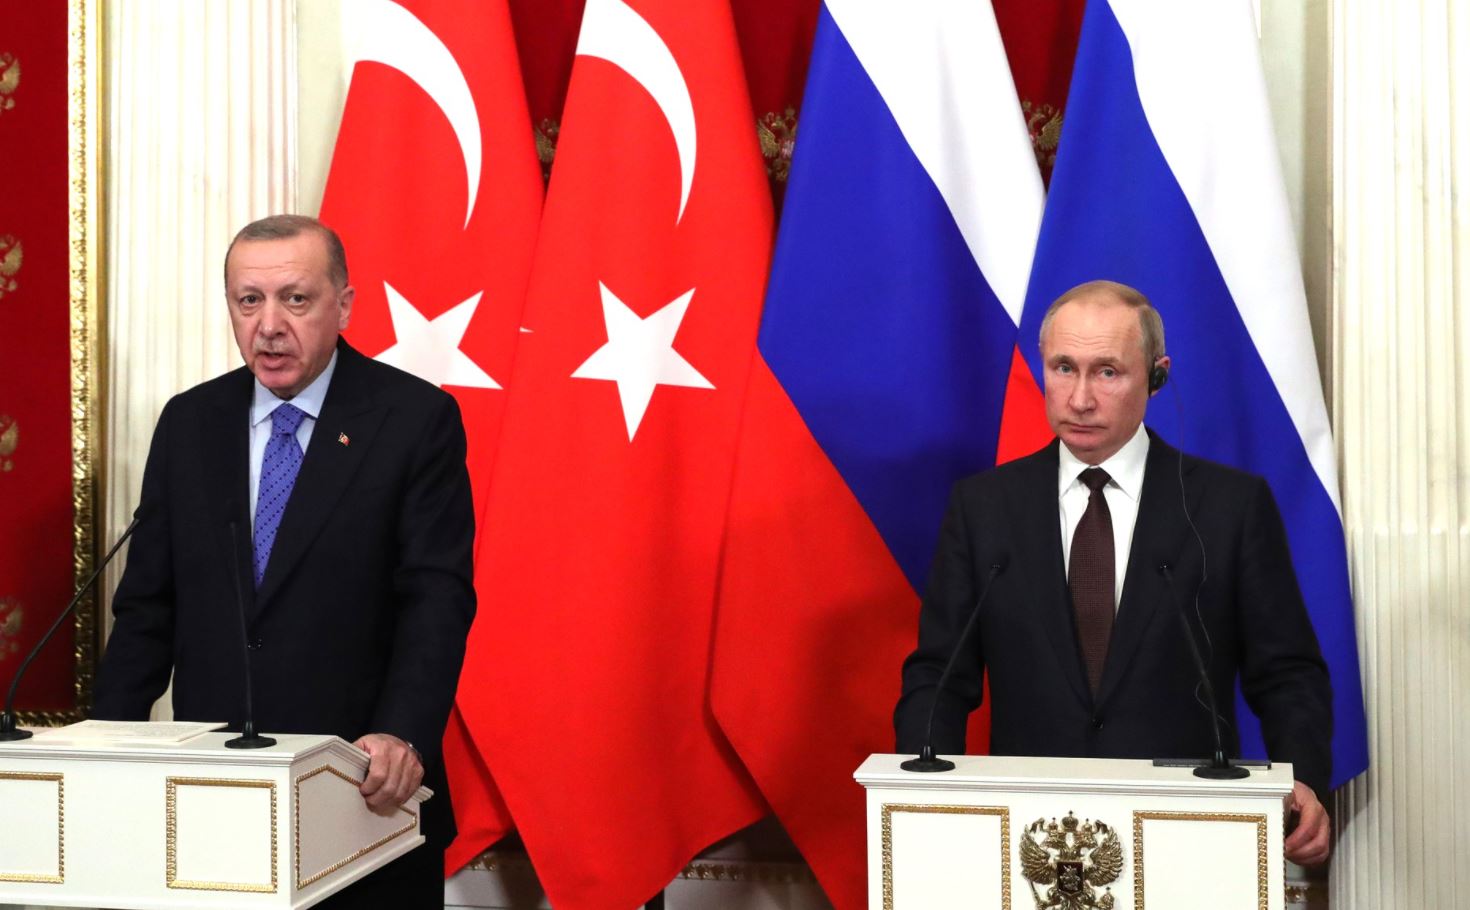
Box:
<box><xmin>1020</xmin><ymin>812</ymin><xmax>1123</xmax><ymax>910</ymax></box>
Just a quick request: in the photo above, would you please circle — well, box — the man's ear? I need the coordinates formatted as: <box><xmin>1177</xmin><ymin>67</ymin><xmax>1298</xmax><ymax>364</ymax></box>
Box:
<box><xmin>337</xmin><ymin>284</ymin><xmax>355</xmax><ymax>330</ymax></box>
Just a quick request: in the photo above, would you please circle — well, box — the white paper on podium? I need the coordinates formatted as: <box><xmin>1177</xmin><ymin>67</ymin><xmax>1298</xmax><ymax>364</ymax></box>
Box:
<box><xmin>29</xmin><ymin>719</ymin><xmax>227</xmax><ymax>744</ymax></box>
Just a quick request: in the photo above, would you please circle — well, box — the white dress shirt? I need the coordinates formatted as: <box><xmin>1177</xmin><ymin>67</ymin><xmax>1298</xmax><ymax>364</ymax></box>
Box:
<box><xmin>1058</xmin><ymin>423</ymin><xmax>1150</xmax><ymax>611</ymax></box>
<box><xmin>248</xmin><ymin>351</ymin><xmax>338</xmax><ymax>530</ymax></box>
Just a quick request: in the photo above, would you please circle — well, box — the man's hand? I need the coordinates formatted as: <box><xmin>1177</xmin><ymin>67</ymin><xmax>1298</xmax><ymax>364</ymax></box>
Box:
<box><xmin>353</xmin><ymin>733</ymin><xmax>424</xmax><ymax>815</ymax></box>
<box><xmin>1284</xmin><ymin>779</ymin><xmax>1331</xmax><ymax>866</ymax></box>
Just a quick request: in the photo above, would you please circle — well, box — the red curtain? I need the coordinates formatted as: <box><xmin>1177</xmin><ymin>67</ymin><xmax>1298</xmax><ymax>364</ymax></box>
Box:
<box><xmin>0</xmin><ymin>3</ymin><xmax>87</xmax><ymax>716</ymax></box>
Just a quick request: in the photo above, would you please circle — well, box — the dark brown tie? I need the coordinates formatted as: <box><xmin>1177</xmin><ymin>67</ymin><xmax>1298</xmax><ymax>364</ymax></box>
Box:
<box><xmin>1069</xmin><ymin>467</ymin><xmax>1115</xmax><ymax>694</ymax></box>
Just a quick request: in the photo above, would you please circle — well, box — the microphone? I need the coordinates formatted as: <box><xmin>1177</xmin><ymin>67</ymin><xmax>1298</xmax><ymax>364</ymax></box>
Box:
<box><xmin>1</xmin><ymin>511</ymin><xmax>143</xmax><ymax>742</ymax></box>
<box><xmin>1157</xmin><ymin>563</ymin><xmax>1248</xmax><ymax>780</ymax></box>
<box><xmin>225</xmin><ymin>520</ymin><xmax>274</xmax><ymax>749</ymax></box>
<box><xmin>902</xmin><ymin>558</ymin><xmax>1008</xmax><ymax>773</ymax></box>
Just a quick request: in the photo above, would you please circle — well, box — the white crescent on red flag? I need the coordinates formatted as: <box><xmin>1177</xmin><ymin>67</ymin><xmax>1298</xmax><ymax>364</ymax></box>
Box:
<box><xmin>315</xmin><ymin>0</ymin><xmax>543</xmax><ymax>873</ymax></box>
<box><xmin>456</xmin><ymin>0</ymin><xmax>772</xmax><ymax>905</ymax></box>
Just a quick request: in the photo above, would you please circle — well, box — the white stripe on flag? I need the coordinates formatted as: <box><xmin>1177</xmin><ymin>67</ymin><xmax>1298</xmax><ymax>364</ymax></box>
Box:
<box><xmin>1111</xmin><ymin>0</ymin><xmax>1342</xmax><ymax>513</ymax></box>
<box><xmin>827</xmin><ymin>0</ymin><xmax>1044</xmax><ymax>326</ymax></box>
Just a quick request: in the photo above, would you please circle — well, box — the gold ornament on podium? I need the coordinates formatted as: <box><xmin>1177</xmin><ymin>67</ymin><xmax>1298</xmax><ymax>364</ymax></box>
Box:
<box><xmin>1019</xmin><ymin>811</ymin><xmax>1123</xmax><ymax>910</ymax></box>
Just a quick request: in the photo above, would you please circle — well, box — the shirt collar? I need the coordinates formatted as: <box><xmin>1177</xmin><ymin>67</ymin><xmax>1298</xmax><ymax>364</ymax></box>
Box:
<box><xmin>1057</xmin><ymin>423</ymin><xmax>1151</xmax><ymax>502</ymax></box>
<box><xmin>251</xmin><ymin>350</ymin><xmax>338</xmax><ymax>428</ymax></box>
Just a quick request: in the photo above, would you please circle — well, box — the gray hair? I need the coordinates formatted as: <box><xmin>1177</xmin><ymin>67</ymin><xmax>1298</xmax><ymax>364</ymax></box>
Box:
<box><xmin>1038</xmin><ymin>279</ymin><xmax>1166</xmax><ymax>365</ymax></box>
<box><xmin>224</xmin><ymin>214</ymin><xmax>349</xmax><ymax>289</ymax></box>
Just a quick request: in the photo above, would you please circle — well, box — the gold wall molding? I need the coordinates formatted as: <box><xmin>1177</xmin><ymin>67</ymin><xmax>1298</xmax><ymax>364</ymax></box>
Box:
<box><xmin>881</xmin><ymin>803</ymin><xmax>1011</xmax><ymax>910</ymax></box>
<box><xmin>1131</xmin><ymin>810</ymin><xmax>1267</xmax><ymax>910</ymax></box>
<box><xmin>165</xmin><ymin>776</ymin><xmax>277</xmax><ymax>893</ymax></box>
<box><xmin>0</xmin><ymin>770</ymin><xmax>64</xmax><ymax>884</ymax></box>
<box><xmin>293</xmin><ymin>764</ymin><xmax>418</xmax><ymax>889</ymax></box>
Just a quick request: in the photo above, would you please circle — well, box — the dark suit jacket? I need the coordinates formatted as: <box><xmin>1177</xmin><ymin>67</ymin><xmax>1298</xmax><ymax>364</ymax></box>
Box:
<box><xmin>895</xmin><ymin>432</ymin><xmax>1333</xmax><ymax>802</ymax></box>
<box><xmin>94</xmin><ymin>339</ymin><xmax>477</xmax><ymax>844</ymax></box>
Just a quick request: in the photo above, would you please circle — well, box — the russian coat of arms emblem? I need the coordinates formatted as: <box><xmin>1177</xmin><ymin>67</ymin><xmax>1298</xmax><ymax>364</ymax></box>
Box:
<box><xmin>1019</xmin><ymin>811</ymin><xmax>1124</xmax><ymax>910</ymax></box>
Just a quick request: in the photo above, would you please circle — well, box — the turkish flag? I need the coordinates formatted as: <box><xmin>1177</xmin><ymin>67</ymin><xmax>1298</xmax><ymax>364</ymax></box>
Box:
<box><xmin>455</xmin><ymin>0</ymin><xmax>772</xmax><ymax>905</ymax></box>
<box><xmin>315</xmin><ymin>0</ymin><xmax>542</xmax><ymax>870</ymax></box>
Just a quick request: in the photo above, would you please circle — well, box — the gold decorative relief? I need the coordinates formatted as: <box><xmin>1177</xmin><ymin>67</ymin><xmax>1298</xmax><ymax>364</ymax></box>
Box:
<box><xmin>1132</xmin><ymin>811</ymin><xmax>1268</xmax><ymax>910</ymax></box>
<box><xmin>0</xmin><ymin>52</ymin><xmax>19</xmax><ymax>114</ymax></box>
<box><xmin>0</xmin><ymin>771</ymin><xmax>64</xmax><ymax>884</ymax></box>
<box><xmin>757</xmin><ymin>107</ymin><xmax>798</xmax><ymax>184</ymax></box>
<box><xmin>881</xmin><ymin>803</ymin><xmax>1011</xmax><ymax>910</ymax></box>
<box><xmin>166</xmin><ymin>777</ymin><xmax>278</xmax><ymax>893</ymax></box>
<box><xmin>534</xmin><ymin>118</ymin><xmax>560</xmax><ymax>184</ymax></box>
<box><xmin>0</xmin><ymin>596</ymin><xmax>23</xmax><ymax>662</ymax></box>
<box><xmin>1</xmin><ymin>414</ymin><xmax>18</xmax><ymax>471</ymax></box>
<box><xmin>294</xmin><ymin>764</ymin><xmax>418</xmax><ymax>889</ymax></box>
<box><xmin>1021</xmin><ymin>100</ymin><xmax>1063</xmax><ymax>175</ymax></box>
<box><xmin>1020</xmin><ymin>812</ymin><xmax>1122</xmax><ymax>909</ymax></box>
<box><xmin>0</xmin><ymin>236</ymin><xmax>20</xmax><ymax>300</ymax></box>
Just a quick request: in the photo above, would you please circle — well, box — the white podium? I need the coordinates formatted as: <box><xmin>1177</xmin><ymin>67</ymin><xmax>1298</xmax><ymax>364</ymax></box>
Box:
<box><xmin>856</xmin><ymin>754</ymin><xmax>1293</xmax><ymax>910</ymax></box>
<box><xmin>0</xmin><ymin>725</ymin><xmax>431</xmax><ymax>909</ymax></box>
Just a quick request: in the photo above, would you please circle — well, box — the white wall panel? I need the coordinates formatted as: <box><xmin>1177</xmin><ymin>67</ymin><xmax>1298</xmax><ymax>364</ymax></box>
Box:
<box><xmin>101</xmin><ymin>0</ymin><xmax>298</xmax><ymax>707</ymax></box>
<box><xmin>1329</xmin><ymin>0</ymin><xmax>1470</xmax><ymax>906</ymax></box>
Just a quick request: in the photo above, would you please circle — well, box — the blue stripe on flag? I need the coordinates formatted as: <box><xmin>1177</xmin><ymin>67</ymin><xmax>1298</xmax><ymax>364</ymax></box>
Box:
<box><xmin>758</xmin><ymin>5</ymin><xmax>1017</xmax><ymax>591</ymax></box>
<box><xmin>1019</xmin><ymin>0</ymin><xmax>1367</xmax><ymax>785</ymax></box>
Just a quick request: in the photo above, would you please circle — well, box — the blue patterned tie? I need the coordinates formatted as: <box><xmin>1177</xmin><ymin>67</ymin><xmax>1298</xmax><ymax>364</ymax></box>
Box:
<box><xmin>254</xmin><ymin>404</ymin><xmax>307</xmax><ymax>587</ymax></box>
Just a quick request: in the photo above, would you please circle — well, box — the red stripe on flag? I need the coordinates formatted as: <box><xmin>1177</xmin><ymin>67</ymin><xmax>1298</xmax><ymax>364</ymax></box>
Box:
<box><xmin>996</xmin><ymin>344</ymin><xmax>1053</xmax><ymax>465</ymax></box>
<box><xmin>712</xmin><ymin>362</ymin><xmax>916</xmax><ymax>910</ymax></box>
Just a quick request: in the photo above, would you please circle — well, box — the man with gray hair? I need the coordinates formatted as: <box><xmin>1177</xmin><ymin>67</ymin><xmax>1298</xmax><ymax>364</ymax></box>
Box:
<box><xmin>95</xmin><ymin>214</ymin><xmax>476</xmax><ymax>905</ymax></box>
<box><xmin>895</xmin><ymin>280</ymin><xmax>1334</xmax><ymax>866</ymax></box>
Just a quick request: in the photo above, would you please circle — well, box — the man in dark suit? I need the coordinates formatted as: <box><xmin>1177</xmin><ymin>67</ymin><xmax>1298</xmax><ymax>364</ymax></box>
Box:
<box><xmin>895</xmin><ymin>280</ymin><xmax>1333</xmax><ymax>866</ymax></box>
<box><xmin>94</xmin><ymin>215</ymin><xmax>476</xmax><ymax>905</ymax></box>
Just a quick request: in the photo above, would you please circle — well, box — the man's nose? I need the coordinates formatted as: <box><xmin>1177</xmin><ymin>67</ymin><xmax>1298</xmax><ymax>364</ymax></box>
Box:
<box><xmin>256</xmin><ymin>300</ymin><xmax>286</xmax><ymax>335</ymax></box>
<box><xmin>1069</xmin><ymin>376</ymin><xmax>1095</xmax><ymax>411</ymax></box>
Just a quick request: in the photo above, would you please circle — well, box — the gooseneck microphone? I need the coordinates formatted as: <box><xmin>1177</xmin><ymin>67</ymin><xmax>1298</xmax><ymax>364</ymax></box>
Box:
<box><xmin>0</xmin><ymin>512</ymin><xmax>142</xmax><ymax>742</ymax></box>
<box><xmin>902</xmin><ymin>558</ymin><xmax>1008</xmax><ymax>773</ymax></box>
<box><xmin>1157</xmin><ymin>563</ymin><xmax>1248</xmax><ymax>780</ymax></box>
<box><xmin>225</xmin><ymin>521</ymin><xmax>275</xmax><ymax>749</ymax></box>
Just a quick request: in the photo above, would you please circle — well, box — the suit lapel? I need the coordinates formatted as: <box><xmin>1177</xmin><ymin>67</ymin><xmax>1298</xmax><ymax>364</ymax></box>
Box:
<box><xmin>1095</xmin><ymin>432</ymin><xmax>1200</xmax><ymax>707</ymax></box>
<box><xmin>203</xmin><ymin>370</ymin><xmax>256</xmax><ymax>610</ymax></box>
<box><xmin>254</xmin><ymin>343</ymin><xmax>387</xmax><ymax>612</ymax></box>
<box><xmin>1011</xmin><ymin>441</ymin><xmax>1093</xmax><ymax>707</ymax></box>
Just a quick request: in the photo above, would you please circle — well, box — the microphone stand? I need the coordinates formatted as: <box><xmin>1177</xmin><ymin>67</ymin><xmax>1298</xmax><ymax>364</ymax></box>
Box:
<box><xmin>902</xmin><ymin>561</ymin><xmax>1006</xmax><ymax>773</ymax></box>
<box><xmin>225</xmin><ymin>521</ymin><xmax>275</xmax><ymax>749</ymax></box>
<box><xmin>1158</xmin><ymin>563</ymin><xmax>1248</xmax><ymax>780</ymax></box>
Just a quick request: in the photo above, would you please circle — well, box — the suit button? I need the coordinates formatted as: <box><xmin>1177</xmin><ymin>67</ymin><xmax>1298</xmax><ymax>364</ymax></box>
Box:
<box><xmin>1091</xmin><ymin>716</ymin><xmax>1104</xmax><ymax>731</ymax></box>
<box><xmin>247</xmin><ymin>638</ymin><xmax>263</xmax><ymax>651</ymax></box>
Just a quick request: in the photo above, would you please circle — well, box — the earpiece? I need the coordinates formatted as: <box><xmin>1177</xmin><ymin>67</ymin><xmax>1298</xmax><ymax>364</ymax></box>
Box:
<box><xmin>1148</xmin><ymin>359</ymin><xmax>1169</xmax><ymax>394</ymax></box>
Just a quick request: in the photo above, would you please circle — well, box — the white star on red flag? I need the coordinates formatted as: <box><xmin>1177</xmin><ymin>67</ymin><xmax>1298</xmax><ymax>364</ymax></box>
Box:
<box><xmin>571</xmin><ymin>281</ymin><xmax>713</xmax><ymax>440</ymax></box>
<box><xmin>372</xmin><ymin>281</ymin><xmax>500</xmax><ymax>389</ymax></box>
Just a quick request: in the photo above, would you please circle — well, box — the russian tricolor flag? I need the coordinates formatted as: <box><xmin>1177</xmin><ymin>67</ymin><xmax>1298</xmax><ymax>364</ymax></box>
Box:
<box><xmin>711</xmin><ymin>2</ymin><xmax>1042</xmax><ymax>907</ymax></box>
<box><xmin>1019</xmin><ymin>0</ymin><xmax>1368</xmax><ymax>786</ymax></box>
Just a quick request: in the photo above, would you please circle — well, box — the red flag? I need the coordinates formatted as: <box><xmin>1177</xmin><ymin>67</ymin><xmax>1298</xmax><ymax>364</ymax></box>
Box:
<box><xmin>315</xmin><ymin>0</ymin><xmax>543</xmax><ymax>869</ymax></box>
<box><xmin>456</xmin><ymin>0</ymin><xmax>771</xmax><ymax>904</ymax></box>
